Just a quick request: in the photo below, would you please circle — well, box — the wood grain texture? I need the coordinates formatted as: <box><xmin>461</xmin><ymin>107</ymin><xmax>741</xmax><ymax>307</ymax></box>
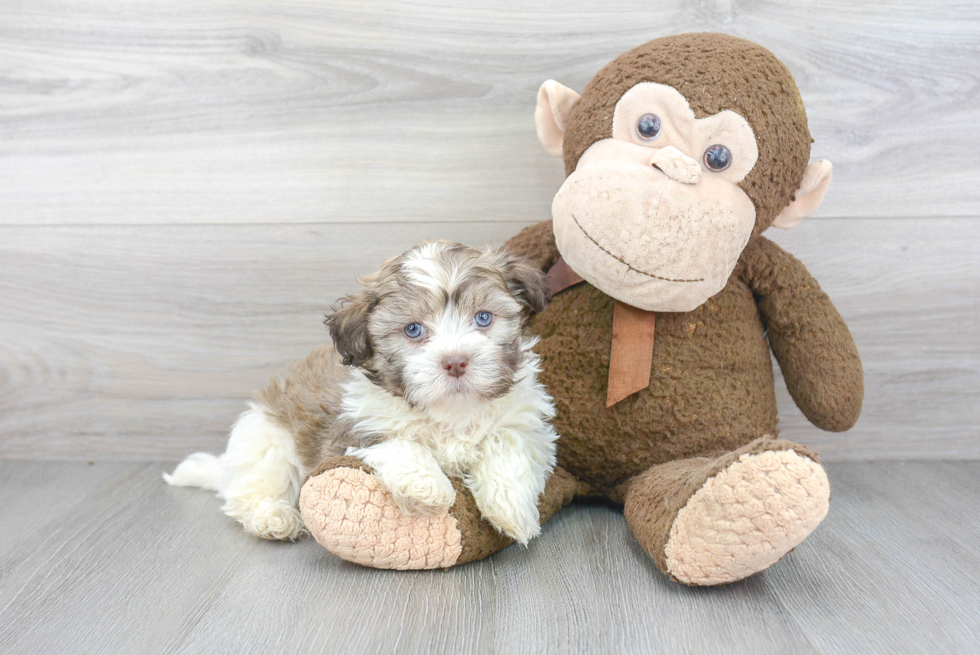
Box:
<box><xmin>1</xmin><ymin>0</ymin><xmax>979</xmax><ymax>225</ymax></box>
<box><xmin>2</xmin><ymin>3</ymin><xmax>976</xmax><ymax>650</ymax></box>
<box><xmin>0</xmin><ymin>461</ymin><xmax>977</xmax><ymax>654</ymax></box>
<box><xmin>0</xmin><ymin>218</ymin><xmax>977</xmax><ymax>460</ymax></box>
<box><xmin>767</xmin><ymin>219</ymin><xmax>980</xmax><ymax>460</ymax></box>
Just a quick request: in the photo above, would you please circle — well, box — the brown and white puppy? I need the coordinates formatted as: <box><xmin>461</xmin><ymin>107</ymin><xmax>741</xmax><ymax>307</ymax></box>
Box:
<box><xmin>165</xmin><ymin>241</ymin><xmax>557</xmax><ymax>545</ymax></box>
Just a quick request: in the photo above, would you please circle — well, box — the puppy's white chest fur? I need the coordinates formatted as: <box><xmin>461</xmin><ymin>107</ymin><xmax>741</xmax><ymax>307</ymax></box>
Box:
<box><xmin>340</xmin><ymin>346</ymin><xmax>558</xmax><ymax>544</ymax></box>
<box><xmin>339</xmin><ymin>351</ymin><xmax>555</xmax><ymax>479</ymax></box>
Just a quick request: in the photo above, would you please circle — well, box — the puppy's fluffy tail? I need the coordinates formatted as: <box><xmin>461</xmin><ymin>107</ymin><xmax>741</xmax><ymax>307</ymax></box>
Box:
<box><xmin>164</xmin><ymin>452</ymin><xmax>223</xmax><ymax>492</ymax></box>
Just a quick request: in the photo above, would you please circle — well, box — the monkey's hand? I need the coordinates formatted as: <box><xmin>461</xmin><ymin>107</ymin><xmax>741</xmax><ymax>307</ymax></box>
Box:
<box><xmin>741</xmin><ymin>236</ymin><xmax>864</xmax><ymax>432</ymax></box>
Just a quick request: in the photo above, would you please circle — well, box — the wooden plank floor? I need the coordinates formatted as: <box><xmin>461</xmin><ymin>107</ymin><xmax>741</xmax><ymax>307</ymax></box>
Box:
<box><xmin>0</xmin><ymin>460</ymin><xmax>977</xmax><ymax>654</ymax></box>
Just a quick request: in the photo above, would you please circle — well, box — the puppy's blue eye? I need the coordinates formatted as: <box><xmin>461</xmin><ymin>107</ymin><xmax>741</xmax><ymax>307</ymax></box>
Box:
<box><xmin>404</xmin><ymin>323</ymin><xmax>424</xmax><ymax>339</ymax></box>
<box><xmin>474</xmin><ymin>311</ymin><xmax>493</xmax><ymax>328</ymax></box>
<box><xmin>637</xmin><ymin>113</ymin><xmax>662</xmax><ymax>140</ymax></box>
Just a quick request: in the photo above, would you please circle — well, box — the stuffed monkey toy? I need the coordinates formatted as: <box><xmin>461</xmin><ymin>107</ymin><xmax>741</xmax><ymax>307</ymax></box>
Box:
<box><xmin>299</xmin><ymin>33</ymin><xmax>863</xmax><ymax>585</ymax></box>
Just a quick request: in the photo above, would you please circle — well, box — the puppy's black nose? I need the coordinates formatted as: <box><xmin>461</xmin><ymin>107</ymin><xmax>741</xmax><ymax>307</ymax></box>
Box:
<box><xmin>442</xmin><ymin>355</ymin><xmax>469</xmax><ymax>378</ymax></box>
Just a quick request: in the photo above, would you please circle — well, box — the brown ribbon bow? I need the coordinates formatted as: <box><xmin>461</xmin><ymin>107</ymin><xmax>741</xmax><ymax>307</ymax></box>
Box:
<box><xmin>547</xmin><ymin>257</ymin><xmax>656</xmax><ymax>407</ymax></box>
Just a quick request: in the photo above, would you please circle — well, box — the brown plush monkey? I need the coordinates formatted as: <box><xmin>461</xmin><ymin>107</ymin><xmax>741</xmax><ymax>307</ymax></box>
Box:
<box><xmin>300</xmin><ymin>33</ymin><xmax>863</xmax><ymax>585</ymax></box>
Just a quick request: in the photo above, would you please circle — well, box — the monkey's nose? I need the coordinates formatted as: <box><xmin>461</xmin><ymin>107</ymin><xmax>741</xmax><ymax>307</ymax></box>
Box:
<box><xmin>650</xmin><ymin>146</ymin><xmax>701</xmax><ymax>185</ymax></box>
<box><xmin>442</xmin><ymin>355</ymin><xmax>469</xmax><ymax>378</ymax></box>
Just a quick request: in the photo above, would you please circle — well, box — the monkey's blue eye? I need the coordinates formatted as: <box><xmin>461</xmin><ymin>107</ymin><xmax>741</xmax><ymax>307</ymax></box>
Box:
<box><xmin>474</xmin><ymin>311</ymin><xmax>493</xmax><ymax>328</ymax></box>
<box><xmin>636</xmin><ymin>114</ymin><xmax>662</xmax><ymax>140</ymax></box>
<box><xmin>704</xmin><ymin>144</ymin><xmax>732</xmax><ymax>172</ymax></box>
<box><xmin>404</xmin><ymin>323</ymin><xmax>424</xmax><ymax>339</ymax></box>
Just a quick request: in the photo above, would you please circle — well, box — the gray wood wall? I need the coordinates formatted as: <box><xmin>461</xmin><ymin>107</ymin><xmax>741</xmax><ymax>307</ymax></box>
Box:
<box><xmin>2</xmin><ymin>0</ymin><xmax>978</xmax><ymax>460</ymax></box>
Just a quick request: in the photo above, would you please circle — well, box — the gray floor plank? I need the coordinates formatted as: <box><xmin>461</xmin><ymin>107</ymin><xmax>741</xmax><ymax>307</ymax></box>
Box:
<box><xmin>1</xmin><ymin>218</ymin><xmax>977</xmax><ymax>461</ymax></box>
<box><xmin>0</xmin><ymin>462</ymin><xmax>264</xmax><ymax>655</ymax></box>
<box><xmin>0</xmin><ymin>461</ymin><xmax>117</xmax><ymax>555</ymax></box>
<box><xmin>768</xmin><ymin>462</ymin><xmax>980</xmax><ymax>653</ymax></box>
<box><xmin>0</xmin><ymin>461</ymin><xmax>977</xmax><ymax>654</ymax></box>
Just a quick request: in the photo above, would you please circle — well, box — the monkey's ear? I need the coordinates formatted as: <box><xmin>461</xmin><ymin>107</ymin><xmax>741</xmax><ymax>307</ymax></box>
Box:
<box><xmin>535</xmin><ymin>80</ymin><xmax>581</xmax><ymax>158</ymax></box>
<box><xmin>772</xmin><ymin>160</ymin><xmax>834</xmax><ymax>229</ymax></box>
<box><xmin>324</xmin><ymin>292</ymin><xmax>374</xmax><ymax>367</ymax></box>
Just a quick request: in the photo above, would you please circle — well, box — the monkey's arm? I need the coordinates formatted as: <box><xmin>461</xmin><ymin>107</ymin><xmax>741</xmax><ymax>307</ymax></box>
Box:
<box><xmin>740</xmin><ymin>236</ymin><xmax>863</xmax><ymax>432</ymax></box>
<box><xmin>504</xmin><ymin>220</ymin><xmax>561</xmax><ymax>272</ymax></box>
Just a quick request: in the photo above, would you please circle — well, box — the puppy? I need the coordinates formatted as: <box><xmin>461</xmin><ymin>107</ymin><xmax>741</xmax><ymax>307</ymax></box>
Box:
<box><xmin>165</xmin><ymin>241</ymin><xmax>557</xmax><ymax>545</ymax></box>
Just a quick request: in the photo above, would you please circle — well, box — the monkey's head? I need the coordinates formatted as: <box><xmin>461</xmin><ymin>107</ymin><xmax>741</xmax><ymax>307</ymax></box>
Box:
<box><xmin>536</xmin><ymin>33</ymin><xmax>833</xmax><ymax>312</ymax></box>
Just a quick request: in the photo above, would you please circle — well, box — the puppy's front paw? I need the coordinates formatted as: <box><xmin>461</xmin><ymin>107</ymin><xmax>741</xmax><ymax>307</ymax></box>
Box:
<box><xmin>388</xmin><ymin>469</ymin><xmax>456</xmax><ymax>516</ymax></box>
<box><xmin>479</xmin><ymin>498</ymin><xmax>541</xmax><ymax>546</ymax></box>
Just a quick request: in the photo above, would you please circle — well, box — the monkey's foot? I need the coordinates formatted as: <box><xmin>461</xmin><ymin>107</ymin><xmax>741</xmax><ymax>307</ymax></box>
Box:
<box><xmin>299</xmin><ymin>458</ymin><xmax>462</xmax><ymax>570</ymax></box>
<box><xmin>300</xmin><ymin>458</ymin><xmax>581</xmax><ymax>570</ymax></box>
<box><xmin>664</xmin><ymin>449</ymin><xmax>830</xmax><ymax>585</ymax></box>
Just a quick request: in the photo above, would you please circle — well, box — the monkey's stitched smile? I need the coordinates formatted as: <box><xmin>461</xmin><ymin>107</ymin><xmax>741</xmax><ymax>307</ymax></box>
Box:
<box><xmin>570</xmin><ymin>214</ymin><xmax>704</xmax><ymax>283</ymax></box>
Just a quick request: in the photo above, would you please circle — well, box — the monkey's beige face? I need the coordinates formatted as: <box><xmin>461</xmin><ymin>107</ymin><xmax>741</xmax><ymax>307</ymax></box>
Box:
<box><xmin>552</xmin><ymin>83</ymin><xmax>760</xmax><ymax>312</ymax></box>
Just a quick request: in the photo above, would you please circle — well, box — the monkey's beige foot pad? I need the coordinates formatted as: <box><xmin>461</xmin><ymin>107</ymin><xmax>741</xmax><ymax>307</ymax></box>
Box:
<box><xmin>300</xmin><ymin>466</ymin><xmax>462</xmax><ymax>570</ymax></box>
<box><xmin>665</xmin><ymin>450</ymin><xmax>830</xmax><ymax>586</ymax></box>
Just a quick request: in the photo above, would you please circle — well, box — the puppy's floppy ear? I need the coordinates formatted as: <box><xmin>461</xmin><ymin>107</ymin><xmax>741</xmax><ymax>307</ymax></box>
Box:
<box><xmin>496</xmin><ymin>249</ymin><xmax>549</xmax><ymax>314</ymax></box>
<box><xmin>324</xmin><ymin>290</ymin><xmax>375</xmax><ymax>367</ymax></box>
